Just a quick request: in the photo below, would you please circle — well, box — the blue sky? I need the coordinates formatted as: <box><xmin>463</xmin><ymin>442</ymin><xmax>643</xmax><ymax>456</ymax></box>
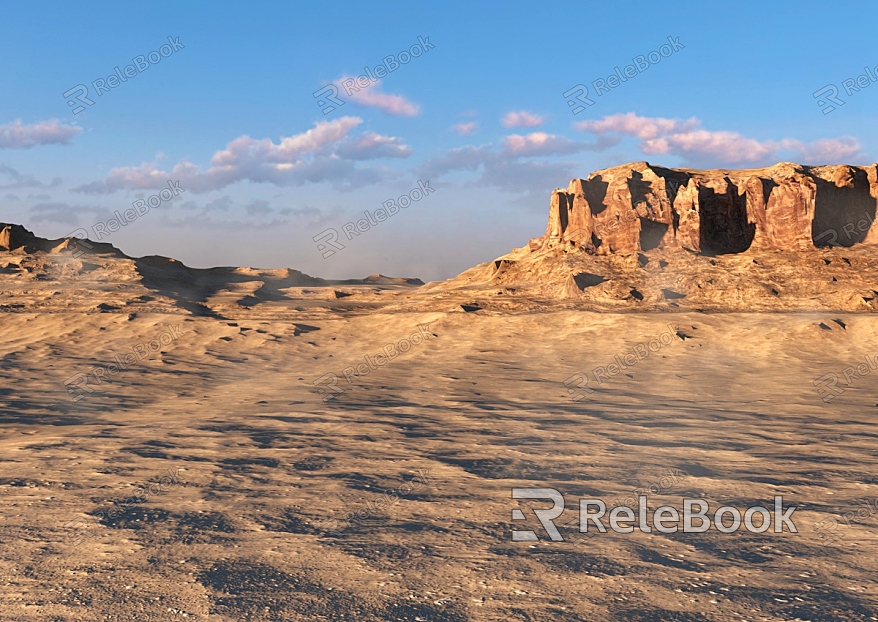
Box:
<box><xmin>1</xmin><ymin>0</ymin><xmax>876</xmax><ymax>280</ymax></box>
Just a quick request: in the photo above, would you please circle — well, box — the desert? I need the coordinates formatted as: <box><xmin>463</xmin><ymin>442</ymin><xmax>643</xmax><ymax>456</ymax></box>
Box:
<box><xmin>2</xmin><ymin>158</ymin><xmax>878</xmax><ymax>620</ymax></box>
<box><xmin>4</xmin><ymin>4</ymin><xmax>878</xmax><ymax>619</ymax></box>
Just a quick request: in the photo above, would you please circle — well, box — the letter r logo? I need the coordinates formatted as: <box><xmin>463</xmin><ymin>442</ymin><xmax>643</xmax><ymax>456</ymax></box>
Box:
<box><xmin>313</xmin><ymin>84</ymin><xmax>345</xmax><ymax>115</ymax></box>
<box><xmin>63</xmin><ymin>372</ymin><xmax>94</xmax><ymax>402</ymax></box>
<box><xmin>813</xmin><ymin>227</ymin><xmax>840</xmax><ymax>247</ymax></box>
<box><xmin>562</xmin><ymin>228</ymin><xmax>589</xmax><ymax>245</ymax></box>
<box><xmin>562</xmin><ymin>84</ymin><xmax>595</xmax><ymax>115</ymax></box>
<box><xmin>63</xmin><ymin>518</ymin><xmax>93</xmax><ymax>545</ymax></box>
<box><xmin>63</xmin><ymin>228</ymin><xmax>94</xmax><ymax>259</ymax></box>
<box><xmin>62</xmin><ymin>84</ymin><xmax>95</xmax><ymax>115</ymax></box>
<box><xmin>813</xmin><ymin>84</ymin><xmax>845</xmax><ymax>115</ymax></box>
<box><xmin>813</xmin><ymin>372</ymin><xmax>843</xmax><ymax>402</ymax></box>
<box><xmin>563</xmin><ymin>372</ymin><xmax>593</xmax><ymax>402</ymax></box>
<box><xmin>512</xmin><ymin>488</ymin><xmax>565</xmax><ymax>541</ymax></box>
<box><xmin>313</xmin><ymin>373</ymin><xmax>344</xmax><ymax>402</ymax></box>
<box><xmin>312</xmin><ymin>228</ymin><xmax>345</xmax><ymax>258</ymax></box>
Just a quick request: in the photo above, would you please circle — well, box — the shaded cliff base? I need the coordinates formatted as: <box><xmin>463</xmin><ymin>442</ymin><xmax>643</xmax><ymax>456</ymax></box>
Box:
<box><xmin>412</xmin><ymin>243</ymin><xmax>878</xmax><ymax>313</ymax></box>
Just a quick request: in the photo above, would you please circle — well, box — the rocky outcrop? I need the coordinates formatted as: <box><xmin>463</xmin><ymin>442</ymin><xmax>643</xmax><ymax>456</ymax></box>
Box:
<box><xmin>533</xmin><ymin>162</ymin><xmax>878</xmax><ymax>255</ymax></box>
<box><xmin>0</xmin><ymin>223</ymin><xmax>125</xmax><ymax>256</ymax></box>
<box><xmin>0</xmin><ymin>223</ymin><xmax>41</xmax><ymax>252</ymax></box>
<box><xmin>0</xmin><ymin>223</ymin><xmax>424</xmax><ymax>316</ymax></box>
<box><xmin>420</xmin><ymin>161</ymin><xmax>878</xmax><ymax>313</ymax></box>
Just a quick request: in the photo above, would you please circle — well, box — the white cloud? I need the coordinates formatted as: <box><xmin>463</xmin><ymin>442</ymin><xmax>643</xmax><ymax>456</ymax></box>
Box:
<box><xmin>27</xmin><ymin>202</ymin><xmax>109</xmax><ymax>226</ymax></box>
<box><xmin>245</xmin><ymin>199</ymin><xmax>272</xmax><ymax>215</ymax></box>
<box><xmin>157</xmin><ymin>198</ymin><xmax>333</xmax><ymax>230</ymax></box>
<box><xmin>0</xmin><ymin>164</ymin><xmax>62</xmax><ymax>189</ymax></box>
<box><xmin>336</xmin><ymin>131</ymin><xmax>412</xmax><ymax>160</ymax></box>
<box><xmin>28</xmin><ymin>202</ymin><xmax>81</xmax><ymax>225</ymax></box>
<box><xmin>420</xmin><ymin>132</ymin><xmax>618</xmax><ymax>201</ymax></box>
<box><xmin>337</xmin><ymin>77</ymin><xmax>420</xmax><ymax>116</ymax></box>
<box><xmin>768</xmin><ymin>137</ymin><xmax>864</xmax><ymax>165</ymax></box>
<box><xmin>502</xmin><ymin>111</ymin><xmax>544</xmax><ymax>128</ymax></box>
<box><xmin>574</xmin><ymin>113</ymin><xmax>698</xmax><ymax>140</ymax></box>
<box><xmin>574</xmin><ymin>112</ymin><xmax>865</xmax><ymax>166</ymax></box>
<box><xmin>0</xmin><ymin>119</ymin><xmax>81</xmax><ymax>149</ymax></box>
<box><xmin>74</xmin><ymin>117</ymin><xmax>411</xmax><ymax>194</ymax></box>
<box><xmin>452</xmin><ymin>122</ymin><xmax>478</xmax><ymax>135</ymax></box>
<box><xmin>503</xmin><ymin>132</ymin><xmax>585</xmax><ymax>157</ymax></box>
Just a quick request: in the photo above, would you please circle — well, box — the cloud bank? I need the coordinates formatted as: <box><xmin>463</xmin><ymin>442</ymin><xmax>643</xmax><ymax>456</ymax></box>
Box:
<box><xmin>574</xmin><ymin>112</ymin><xmax>865</xmax><ymax>166</ymax></box>
<box><xmin>0</xmin><ymin>119</ymin><xmax>81</xmax><ymax>149</ymax></box>
<box><xmin>74</xmin><ymin>117</ymin><xmax>412</xmax><ymax>194</ymax></box>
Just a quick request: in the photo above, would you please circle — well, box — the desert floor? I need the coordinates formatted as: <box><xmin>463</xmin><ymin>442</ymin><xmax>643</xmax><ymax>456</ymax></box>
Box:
<box><xmin>2</xmin><ymin>304</ymin><xmax>878</xmax><ymax>621</ymax></box>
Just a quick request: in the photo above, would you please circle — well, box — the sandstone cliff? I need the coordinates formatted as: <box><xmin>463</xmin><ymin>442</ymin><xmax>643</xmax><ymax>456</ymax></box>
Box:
<box><xmin>533</xmin><ymin>162</ymin><xmax>878</xmax><ymax>255</ymax></box>
<box><xmin>0</xmin><ymin>223</ymin><xmax>45</xmax><ymax>252</ymax></box>
<box><xmin>414</xmin><ymin>162</ymin><xmax>878</xmax><ymax>313</ymax></box>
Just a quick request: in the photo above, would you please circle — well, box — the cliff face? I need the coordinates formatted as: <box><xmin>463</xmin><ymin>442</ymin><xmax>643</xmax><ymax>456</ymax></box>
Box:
<box><xmin>0</xmin><ymin>223</ymin><xmax>125</xmax><ymax>255</ymax></box>
<box><xmin>533</xmin><ymin>162</ymin><xmax>878</xmax><ymax>255</ymax></box>
<box><xmin>0</xmin><ymin>223</ymin><xmax>41</xmax><ymax>252</ymax></box>
<box><xmin>418</xmin><ymin>161</ymin><xmax>878</xmax><ymax>312</ymax></box>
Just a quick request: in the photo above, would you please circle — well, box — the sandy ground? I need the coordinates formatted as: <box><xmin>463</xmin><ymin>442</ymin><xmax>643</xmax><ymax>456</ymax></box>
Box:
<box><xmin>1</xmin><ymin>299</ymin><xmax>878</xmax><ymax>620</ymax></box>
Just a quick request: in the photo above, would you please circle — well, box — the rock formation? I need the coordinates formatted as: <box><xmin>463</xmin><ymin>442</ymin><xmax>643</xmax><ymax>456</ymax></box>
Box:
<box><xmin>0</xmin><ymin>224</ymin><xmax>422</xmax><ymax>316</ymax></box>
<box><xmin>0</xmin><ymin>223</ymin><xmax>122</xmax><ymax>255</ymax></box>
<box><xmin>416</xmin><ymin>161</ymin><xmax>878</xmax><ymax>312</ymax></box>
<box><xmin>532</xmin><ymin>162</ymin><xmax>878</xmax><ymax>255</ymax></box>
<box><xmin>0</xmin><ymin>223</ymin><xmax>42</xmax><ymax>252</ymax></box>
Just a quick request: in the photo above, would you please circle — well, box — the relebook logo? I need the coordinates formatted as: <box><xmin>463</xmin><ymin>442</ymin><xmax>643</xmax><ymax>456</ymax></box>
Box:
<box><xmin>313</xmin><ymin>324</ymin><xmax>434</xmax><ymax>401</ymax></box>
<box><xmin>813</xmin><ymin>62</ymin><xmax>878</xmax><ymax>114</ymax></box>
<box><xmin>562</xmin><ymin>36</ymin><xmax>685</xmax><ymax>114</ymax></box>
<box><xmin>313</xmin><ymin>36</ymin><xmax>435</xmax><ymax>115</ymax></box>
<box><xmin>511</xmin><ymin>489</ymin><xmax>798</xmax><ymax>542</ymax></box>
<box><xmin>63</xmin><ymin>324</ymin><xmax>185</xmax><ymax>402</ymax></box>
<box><xmin>312</xmin><ymin>180</ymin><xmax>435</xmax><ymax>259</ymax></box>
<box><xmin>63</xmin><ymin>36</ymin><xmax>185</xmax><ymax>115</ymax></box>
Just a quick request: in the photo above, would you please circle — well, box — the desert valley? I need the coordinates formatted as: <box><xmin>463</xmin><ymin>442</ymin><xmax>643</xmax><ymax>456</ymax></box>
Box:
<box><xmin>1</xmin><ymin>161</ymin><xmax>878</xmax><ymax>620</ymax></box>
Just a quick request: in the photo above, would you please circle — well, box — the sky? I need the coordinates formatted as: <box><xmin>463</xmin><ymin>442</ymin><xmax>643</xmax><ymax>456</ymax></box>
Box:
<box><xmin>1</xmin><ymin>0</ymin><xmax>876</xmax><ymax>281</ymax></box>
